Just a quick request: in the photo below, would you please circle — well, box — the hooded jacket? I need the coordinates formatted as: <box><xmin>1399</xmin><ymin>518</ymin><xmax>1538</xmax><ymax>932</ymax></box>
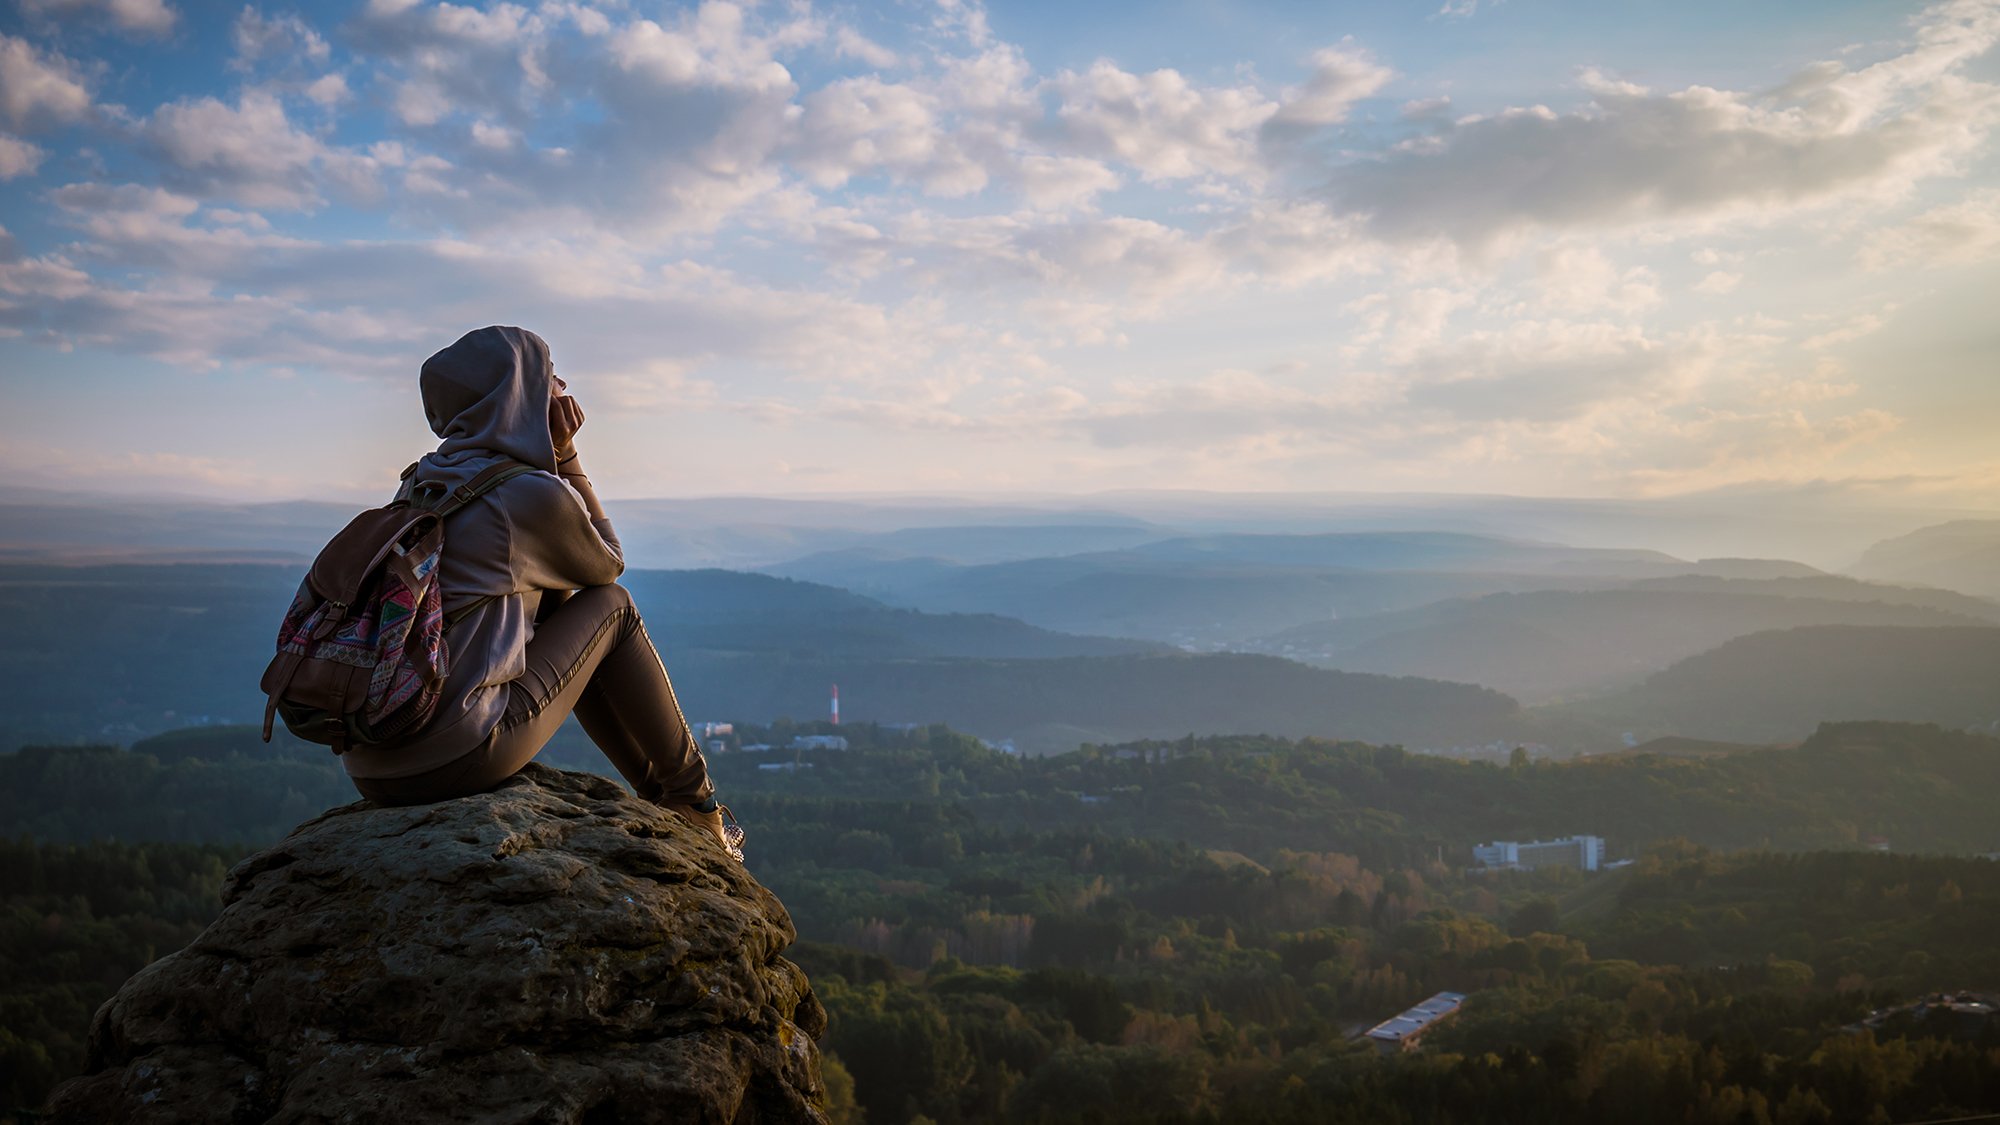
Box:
<box><xmin>339</xmin><ymin>326</ymin><xmax>625</xmax><ymax>780</ymax></box>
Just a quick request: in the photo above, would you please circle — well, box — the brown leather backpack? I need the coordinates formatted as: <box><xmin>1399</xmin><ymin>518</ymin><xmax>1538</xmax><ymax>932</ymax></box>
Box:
<box><xmin>259</xmin><ymin>459</ymin><xmax>536</xmax><ymax>754</ymax></box>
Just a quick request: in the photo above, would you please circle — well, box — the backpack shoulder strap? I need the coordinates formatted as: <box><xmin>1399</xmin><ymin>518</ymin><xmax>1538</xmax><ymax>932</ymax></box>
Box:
<box><xmin>389</xmin><ymin>461</ymin><xmax>421</xmax><ymax>508</ymax></box>
<box><xmin>415</xmin><ymin>459</ymin><xmax>542</xmax><ymax>518</ymax></box>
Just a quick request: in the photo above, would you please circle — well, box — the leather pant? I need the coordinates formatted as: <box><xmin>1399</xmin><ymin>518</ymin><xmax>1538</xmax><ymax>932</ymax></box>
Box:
<box><xmin>352</xmin><ymin>583</ymin><xmax>714</xmax><ymax>808</ymax></box>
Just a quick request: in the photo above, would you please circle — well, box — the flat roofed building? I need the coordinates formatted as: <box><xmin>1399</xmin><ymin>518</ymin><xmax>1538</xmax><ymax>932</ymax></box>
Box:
<box><xmin>1473</xmin><ymin>836</ymin><xmax>1604</xmax><ymax>872</ymax></box>
<box><xmin>1364</xmin><ymin>991</ymin><xmax>1467</xmax><ymax>1054</ymax></box>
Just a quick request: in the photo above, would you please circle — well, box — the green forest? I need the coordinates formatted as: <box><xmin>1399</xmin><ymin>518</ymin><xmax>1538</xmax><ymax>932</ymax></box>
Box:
<box><xmin>4</xmin><ymin>721</ymin><xmax>1998</xmax><ymax>1122</ymax></box>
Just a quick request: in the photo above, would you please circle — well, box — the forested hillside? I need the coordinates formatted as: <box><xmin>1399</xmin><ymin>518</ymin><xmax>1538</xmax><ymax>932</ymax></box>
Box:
<box><xmin>1568</xmin><ymin>626</ymin><xmax>2000</xmax><ymax>743</ymax></box>
<box><xmin>5</xmin><ymin>720</ymin><xmax>1998</xmax><ymax>1123</ymax></box>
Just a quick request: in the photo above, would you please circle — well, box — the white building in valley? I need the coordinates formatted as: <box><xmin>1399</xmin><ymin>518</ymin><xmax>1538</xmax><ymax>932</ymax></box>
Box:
<box><xmin>1364</xmin><ymin>992</ymin><xmax>1468</xmax><ymax>1054</ymax></box>
<box><xmin>1473</xmin><ymin>835</ymin><xmax>1605</xmax><ymax>872</ymax></box>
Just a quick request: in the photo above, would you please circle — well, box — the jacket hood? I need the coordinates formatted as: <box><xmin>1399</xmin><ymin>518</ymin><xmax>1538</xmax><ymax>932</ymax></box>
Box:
<box><xmin>413</xmin><ymin>326</ymin><xmax>560</xmax><ymax>487</ymax></box>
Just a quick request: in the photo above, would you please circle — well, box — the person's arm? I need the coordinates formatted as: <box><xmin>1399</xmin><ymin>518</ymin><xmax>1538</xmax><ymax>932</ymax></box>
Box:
<box><xmin>508</xmin><ymin>462</ymin><xmax>625</xmax><ymax>590</ymax></box>
<box><xmin>529</xmin><ymin>394</ymin><xmax>622</xmax><ymax>586</ymax></box>
<box><xmin>556</xmin><ymin>448</ymin><xmax>610</xmax><ymax>521</ymax></box>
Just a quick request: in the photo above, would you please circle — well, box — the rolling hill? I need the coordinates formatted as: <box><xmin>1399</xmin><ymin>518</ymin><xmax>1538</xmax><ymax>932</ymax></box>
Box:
<box><xmin>664</xmin><ymin>651</ymin><xmax>1519</xmax><ymax>756</ymax></box>
<box><xmin>0</xmin><ymin>563</ymin><xmax>1514</xmax><ymax>757</ymax></box>
<box><xmin>0</xmin><ymin>563</ymin><xmax>1159</xmax><ymax>749</ymax></box>
<box><xmin>1558</xmin><ymin>624</ymin><xmax>2000</xmax><ymax>744</ymax></box>
<box><xmin>1248</xmin><ymin>585</ymin><xmax>1993</xmax><ymax>702</ymax></box>
<box><xmin>768</xmin><ymin>532</ymin><xmax>1829</xmax><ymax>648</ymax></box>
<box><xmin>1851</xmin><ymin>520</ymin><xmax>2000</xmax><ymax>599</ymax></box>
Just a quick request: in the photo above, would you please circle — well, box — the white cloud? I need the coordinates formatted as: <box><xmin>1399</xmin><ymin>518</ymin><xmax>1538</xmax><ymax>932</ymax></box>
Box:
<box><xmin>1269</xmin><ymin>44</ymin><xmax>1393</xmax><ymax>128</ymax></box>
<box><xmin>1802</xmin><ymin>313</ymin><xmax>1887</xmax><ymax>350</ymax></box>
<box><xmin>231</xmin><ymin>7</ymin><xmax>330</xmax><ymax>68</ymax></box>
<box><xmin>833</xmin><ymin>27</ymin><xmax>898</xmax><ymax>69</ymax></box>
<box><xmin>609</xmin><ymin>6</ymin><xmax>796</xmax><ymax>93</ymax></box>
<box><xmin>1693</xmin><ymin>270</ymin><xmax>1742</xmax><ymax>294</ymax></box>
<box><xmin>1433</xmin><ymin>0</ymin><xmax>1493</xmax><ymax>21</ymax></box>
<box><xmin>0</xmin><ymin>0</ymin><xmax>1990</xmax><ymax>501</ymax></box>
<box><xmin>391</xmin><ymin>79</ymin><xmax>453</xmax><ymax>127</ymax></box>
<box><xmin>0</xmin><ymin>133</ymin><xmax>47</xmax><ymax>179</ymax></box>
<box><xmin>1014</xmin><ymin>154</ymin><xmax>1119</xmax><ymax>210</ymax></box>
<box><xmin>143</xmin><ymin>91</ymin><xmax>356</xmax><ymax>209</ymax></box>
<box><xmin>0</xmin><ymin>34</ymin><xmax>93</xmax><ymax>129</ymax></box>
<box><xmin>790</xmin><ymin>75</ymin><xmax>981</xmax><ymax>194</ymax></box>
<box><xmin>932</xmin><ymin>0</ymin><xmax>993</xmax><ymax>49</ymax></box>
<box><xmin>304</xmin><ymin>73</ymin><xmax>351</xmax><ymax>108</ymax></box>
<box><xmin>1049</xmin><ymin>61</ymin><xmax>1276</xmax><ymax>182</ymax></box>
<box><xmin>1331</xmin><ymin>2</ymin><xmax>2000</xmax><ymax>249</ymax></box>
<box><xmin>18</xmin><ymin>0</ymin><xmax>176</xmax><ymax>37</ymax></box>
<box><xmin>1861</xmin><ymin>188</ymin><xmax>2000</xmax><ymax>267</ymax></box>
<box><xmin>1396</xmin><ymin>318</ymin><xmax>1683</xmax><ymax>425</ymax></box>
<box><xmin>0</xmin><ymin>193</ymin><xmax>949</xmax><ymax>395</ymax></box>
<box><xmin>1528</xmin><ymin>245</ymin><xmax>1662</xmax><ymax>314</ymax></box>
<box><xmin>469</xmin><ymin>119</ymin><xmax>518</xmax><ymax>149</ymax></box>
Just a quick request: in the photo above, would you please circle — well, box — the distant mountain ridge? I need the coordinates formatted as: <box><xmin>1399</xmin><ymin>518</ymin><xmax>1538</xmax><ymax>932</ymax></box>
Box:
<box><xmin>1852</xmin><ymin>520</ymin><xmax>2000</xmax><ymax>599</ymax></box>
<box><xmin>0</xmin><ymin>563</ymin><xmax>1507</xmax><ymax>756</ymax></box>
<box><xmin>0</xmin><ymin>563</ymin><xmax>1159</xmax><ymax>749</ymax></box>
<box><xmin>1250</xmin><ymin>585</ymin><xmax>1994</xmax><ymax>703</ymax></box>
<box><xmin>666</xmin><ymin>651</ymin><xmax>1518</xmax><ymax>756</ymax></box>
<box><xmin>1561</xmin><ymin>624</ymin><xmax>2000</xmax><ymax>744</ymax></box>
<box><xmin>769</xmin><ymin>533</ymin><xmax>1827</xmax><ymax>648</ymax></box>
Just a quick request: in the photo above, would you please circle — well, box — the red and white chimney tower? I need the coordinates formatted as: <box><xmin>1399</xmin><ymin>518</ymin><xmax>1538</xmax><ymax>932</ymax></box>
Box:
<box><xmin>830</xmin><ymin>683</ymin><xmax>840</xmax><ymax>726</ymax></box>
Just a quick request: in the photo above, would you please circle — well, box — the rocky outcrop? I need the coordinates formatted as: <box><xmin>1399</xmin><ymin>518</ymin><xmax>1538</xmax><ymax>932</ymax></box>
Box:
<box><xmin>47</xmin><ymin>764</ymin><xmax>828</xmax><ymax>1124</ymax></box>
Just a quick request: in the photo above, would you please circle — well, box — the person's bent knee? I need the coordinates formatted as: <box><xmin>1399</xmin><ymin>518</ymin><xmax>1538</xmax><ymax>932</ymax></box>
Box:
<box><xmin>584</xmin><ymin>580</ymin><xmax>632</xmax><ymax>608</ymax></box>
<box><xmin>573</xmin><ymin>581</ymin><xmax>634</xmax><ymax>613</ymax></box>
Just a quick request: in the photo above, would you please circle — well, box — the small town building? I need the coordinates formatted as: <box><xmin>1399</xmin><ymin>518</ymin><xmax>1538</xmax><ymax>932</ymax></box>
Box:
<box><xmin>1364</xmin><ymin>992</ymin><xmax>1467</xmax><ymax>1054</ymax></box>
<box><xmin>1473</xmin><ymin>836</ymin><xmax>1605</xmax><ymax>872</ymax></box>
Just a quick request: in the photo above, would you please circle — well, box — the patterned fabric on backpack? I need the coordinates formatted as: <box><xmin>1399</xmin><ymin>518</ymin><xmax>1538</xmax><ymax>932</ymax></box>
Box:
<box><xmin>261</xmin><ymin>458</ymin><xmax>538</xmax><ymax>754</ymax></box>
<box><xmin>270</xmin><ymin>532</ymin><xmax>447</xmax><ymax>742</ymax></box>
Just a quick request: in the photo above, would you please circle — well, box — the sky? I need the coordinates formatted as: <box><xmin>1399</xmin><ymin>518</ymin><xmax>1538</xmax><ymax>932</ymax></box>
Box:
<box><xmin>0</xmin><ymin>0</ymin><xmax>1997</xmax><ymax>504</ymax></box>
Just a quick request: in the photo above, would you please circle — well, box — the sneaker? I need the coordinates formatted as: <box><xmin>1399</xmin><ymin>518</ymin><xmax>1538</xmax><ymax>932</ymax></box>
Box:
<box><xmin>717</xmin><ymin>804</ymin><xmax>746</xmax><ymax>863</ymax></box>
<box><xmin>666</xmin><ymin>800</ymin><xmax>745</xmax><ymax>863</ymax></box>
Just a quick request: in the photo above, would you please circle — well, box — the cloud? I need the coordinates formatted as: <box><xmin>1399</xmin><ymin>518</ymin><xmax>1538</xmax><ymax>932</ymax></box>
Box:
<box><xmin>0</xmin><ymin>133</ymin><xmax>47</xmax><ymax>178</ymax></box>
<box><xmin>18</xmin><ymin>0</ymin><xmax>176</xmax><ymax>37</ymax></box>
<box><xmin>304</xmin><ymin>73</ymin><xmax>350</xmax><ymax>108</ymax></box>
<box><xmin>1014</xmin><ymin>154</ymin><xmax>1119</xmax><ymax>210</ymax></box>
<box><xmin>1385</xmin><ymin>318</ymin><xmax>1690</xmax><ymax>427</ymax></box>
<box><xmin>0</xmin><ymin>34</ymin><xmax>93</xmax><ymax>129</ymax></box>
<box><xmin>1330</xmin><ymin>1</ymin><xmax>2000</xmax><ymax>249</ymax></box>
<box><xmin>1268</xmin><ymin>44</ymin><xmax>1393</xmax><ymax>129</ymax></box>
<box><xmin>1801</xmin><ymin>313</ymin><xmax>1887</xmax><ymax>351</ymax></box>
<box><xmin>1526</xmin><ymin>245</ymin><xmax>1661</xmax><ymax>314</ymax></box>
<box><xmin>1861</xmin><ymin>188</ymin><xmax>2000</xmax><ymax>267</ymax></box>
<box><xmin>341</xmin><ymin>0</ymin><xmax>814</xmax><ymax>237</ymax></box>
<box><xmin>1048</xmin><ymin>61</ymin><xmax>1276</xmax><ymax>182</ymax></box>
<box><xmin>142</xmin><ymin>91</ymin><xmax>342</xmax><ymax>208</ymax></box>
<box><xmin>0</xmin><ymin>189</ymin><xmax>950</xmax><ymax>395</ymax></box>
<box><xmin>1620</xmin><ymin>407</ymin><xmax>1903</xmax><ymax>496</ymax></box>
<box><xmin>1692</xmin><ymin>270</ymin><xmax>1742</xmax><ymax>294</ymax></box>
<box><xmin>608</xmin><ymin>5</ymin><xmax>797</xmax><ymax>92</ymax></box>
<box><xmin>0</xmin><ymin>0</ymin><xmax>1989</xmax><ymax>501</ymax></box>
<box><xmin>790</xmin><ymin>75</ymin><xmax>986</xmax><ymax>195</ymax></box>
<box><xmin>231</xmin><ymin>7</ymin><xmax>331</xmax><ymax>70</ymax></box>
<box><xmin>1432</xmin><ymin>0</ymin><xmax>1493</xmax><ymax>21</ymax></box>
<box><xmin>833</xmin><ymin>27</ymin><xmax>898</xmax><ymax>69</ymax></box>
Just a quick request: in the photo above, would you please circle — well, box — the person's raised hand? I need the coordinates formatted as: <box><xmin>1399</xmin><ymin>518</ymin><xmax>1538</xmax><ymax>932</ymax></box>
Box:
<box><xmin>549</xmin><ymin>393</ymin><xmax>585</xmax><ymax>461</ymax></box>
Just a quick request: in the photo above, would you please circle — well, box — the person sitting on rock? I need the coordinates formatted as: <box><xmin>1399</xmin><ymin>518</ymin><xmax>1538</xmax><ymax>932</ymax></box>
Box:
<box><xmin>339</xmin><ymin>325</ymin><xmax>741</xmax><ymax>859</ymax></box>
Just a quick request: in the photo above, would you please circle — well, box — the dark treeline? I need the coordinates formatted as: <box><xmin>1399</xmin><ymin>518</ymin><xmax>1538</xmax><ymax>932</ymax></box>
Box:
<box><xmin>13</xmin><ymin>719</ymin><xmax>1998</xmax><ymax>861</ymax></box>
<box><xmin>0</xmin><ymin>838</ymin><xmax>249</xmax><ymax>1113</ymax></box>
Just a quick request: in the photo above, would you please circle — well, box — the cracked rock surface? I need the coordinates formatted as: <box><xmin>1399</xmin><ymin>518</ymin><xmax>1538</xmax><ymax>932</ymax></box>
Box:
<box><xmin>46</xmin><ymin>764</ymin><xmax>828</xmax><ymax>1124</ymax></box>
